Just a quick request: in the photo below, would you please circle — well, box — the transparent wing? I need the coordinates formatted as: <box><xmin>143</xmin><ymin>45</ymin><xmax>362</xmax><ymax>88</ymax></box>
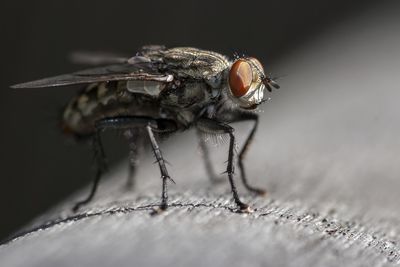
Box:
<box><xmin>69</xmin><ymin>51</ymin><xmax>130</xmax><ymax>65</ymax></box>
<box><xmin>69</xmin><ymin>46</ymin><xmax>166</xmax><ymax>66</ymax></box>
<box><xmin>11</xmin><ymin>61</ymin><xmax>173</xmax><ymax>89</ymax></box>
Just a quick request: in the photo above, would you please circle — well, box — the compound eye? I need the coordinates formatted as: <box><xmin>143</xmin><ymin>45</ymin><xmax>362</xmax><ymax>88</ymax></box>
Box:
<box><xmin>249</xmin><ymin>57</ymin><xmax>264</xmax><ymax>71</ymax></box>
<box><xmin>229</xmin><ymin>60</ymin><xmax>253</xmax><ymax>97</ymax></box>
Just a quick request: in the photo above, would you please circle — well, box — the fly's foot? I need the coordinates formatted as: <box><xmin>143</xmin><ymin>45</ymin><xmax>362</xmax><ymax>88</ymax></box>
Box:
<box><xmin>150</xmin><ymin>204</ymin><xmax>168</xmax><ymax>216</ymax></box>
<box><xmin>236</xmin><ymin>202</ymin><xmax>253</xmax><ymax>213</ymax></box>
<box><xmin>72</xmin><ymin>195</ymin><xmax>94</xmax><ymax>212</ymax></box>
<box><xmin>72</xmin><ymin>202</ymin><xmax>83</xmax><ymax>213</ymax></box>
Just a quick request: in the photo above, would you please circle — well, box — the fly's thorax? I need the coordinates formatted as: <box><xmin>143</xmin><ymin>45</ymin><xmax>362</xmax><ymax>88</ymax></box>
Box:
<box><xmin>157</xmin><ymin>81</ymin><xmax>218</xmax><ymax>126</ymax></box>
<box><xmin>151</xmin><ymin>47</ymin><xmax>231</xmax><ymax>80</ymax></box>
<box><xmin>160</xmin><ymin>82</ymin><xmax>216</xmax><ymax>108</ymax></box>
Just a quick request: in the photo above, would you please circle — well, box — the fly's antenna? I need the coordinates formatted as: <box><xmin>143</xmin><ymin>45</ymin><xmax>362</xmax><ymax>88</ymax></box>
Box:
<box><xmin>261</xmin><ymin>75</ymin><xmax>280</xmax><ymax>92</ymax></box>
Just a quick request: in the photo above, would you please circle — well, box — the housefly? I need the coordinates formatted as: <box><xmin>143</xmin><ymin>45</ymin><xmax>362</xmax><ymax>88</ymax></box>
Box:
<box><xmin>11</xmin><ymin>45</ymin><xmax>280</xmax><ymax>213</ymax></box>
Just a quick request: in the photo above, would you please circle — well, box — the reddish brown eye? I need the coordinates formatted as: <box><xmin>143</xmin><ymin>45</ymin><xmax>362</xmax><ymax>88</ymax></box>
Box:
<box><xmin>229</xmin><ymin>60</ymin><xmax>253</xmax><ymax>97</ymax></box>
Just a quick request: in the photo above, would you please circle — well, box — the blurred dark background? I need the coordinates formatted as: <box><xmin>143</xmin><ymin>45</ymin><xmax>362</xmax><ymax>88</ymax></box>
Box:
<box><xmin>0</xmin><ymin>0</ymin><xmax>377</xmax><ymax>240</ymax></box>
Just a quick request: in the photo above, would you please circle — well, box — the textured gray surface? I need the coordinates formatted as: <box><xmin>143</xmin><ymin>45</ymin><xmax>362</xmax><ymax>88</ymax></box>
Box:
<box><xmin>2</xmin><ymin>4</ymin><xmax>400</xmax><ymax>267</ymax></box>
<box><xmin>1</xmin><ymin>191</ymin><xmax>400</xmax><ymax>267</ymax></box>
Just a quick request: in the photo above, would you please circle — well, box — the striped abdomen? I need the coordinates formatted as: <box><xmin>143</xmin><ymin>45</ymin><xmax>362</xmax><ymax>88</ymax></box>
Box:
<box><xmin>61</xmin><ymin>81</ymin><xmax>160</xmax><ymax>137</ymax></box>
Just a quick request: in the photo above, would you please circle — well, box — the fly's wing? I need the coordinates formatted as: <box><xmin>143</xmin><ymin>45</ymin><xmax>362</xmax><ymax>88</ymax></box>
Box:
<box><xmin>11</xmin><ymin>60</ymin><xmax>173</xmax><ymax>89</ymax></box>
<box><xmin>69</xmin><ymin>51</ymin><xmax>130</xmax><ymax>65</ymax></box>
<box><xmin>69</xmin><ymin>45</ymin><xmax>167</xmax><ymax>66</ymax></box>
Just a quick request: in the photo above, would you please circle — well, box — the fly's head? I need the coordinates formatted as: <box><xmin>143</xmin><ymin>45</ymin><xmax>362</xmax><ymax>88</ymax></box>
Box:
<box><xmin>227</xmin><ymin>57</ymin><xmax>279</xmax><ymax>109</ymax></box>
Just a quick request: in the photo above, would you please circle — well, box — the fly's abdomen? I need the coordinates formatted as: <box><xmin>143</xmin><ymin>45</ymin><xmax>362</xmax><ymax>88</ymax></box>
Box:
<box><xmin>61</xmin><ymin>82</ymin><xmax>160</xmax><ymax>137</ymax></box>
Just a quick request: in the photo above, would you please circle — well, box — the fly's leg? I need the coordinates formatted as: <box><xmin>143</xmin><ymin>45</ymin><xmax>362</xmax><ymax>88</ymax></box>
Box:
<box><xmin>231</xmin><ymin>112</ymin><xmax>266</xmax><ymax>196</ymax></box>
<box><xmin>196</xmin><ymin>130</ymin><xmax>224</xmax><ymax>183</ymax></box>
<box><xmin>72</xmin><ymin>130</ymin><xmax>107</xmax><ymax>212</ymax></box>
<box><xmin>72</xmin><ymin>116</ymin><xmax>176</xmax><ymax>212</ymax></box>
<box><xmin>197</xmin><ymin>118</ymin><xmax>251</xmax><ymax>213</ymax></box>
<box><xmin>146</xmin><ymin>124</ymin><xmax>175</xmax><ymax>213</ymax></box>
